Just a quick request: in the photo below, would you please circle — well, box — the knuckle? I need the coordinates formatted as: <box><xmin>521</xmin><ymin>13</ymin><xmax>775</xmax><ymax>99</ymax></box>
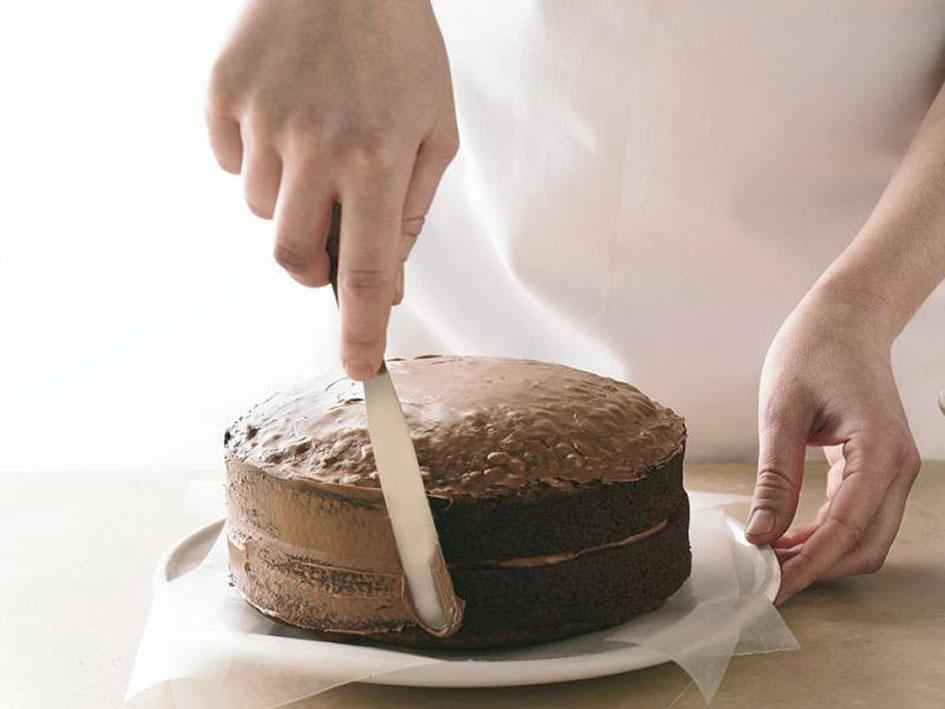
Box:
<box><xmin>827</xmin><ymin>512</ymin><xmax>867</xmax><ymax>543</ymax></box>
<box><xmin>858</xmin><ymin>548</ymin><xmax>888</xmax><ymax>575</ymax></box>
<box><xmin>246</xmin><ymin>101</ymin><xmax>284</xmax><ymax>137</ymax></box>
<box><xmin>898</xmin><ymin>443</ymin><xmax>921</xmax><ymax>479</ymax></box>
<box><xmin>283</xmin><ymin>111</ymin><xmax>333</xmax><ymax>150</ymax></box>
<box><xmin>343</xmin><ymin>135</ymin><xmax>402</xmax><ymax>177</ymax></box>
<box><xmin>342</xmin><ymin>330</ymin><xmax>382</xmax><ymax>350</ymax></box>
<box><xmin>445</xmin><ymin>131</ymin><xmax>460</xmax><ymax>158</ymax></box>
<box><xmin>392</xmin><ymin>281</ymin><xmax>404</xmax><ymax>305</ymax></box>
<box><xmin>273</xmin><ymin>242</ymin><xmax>311</xmax><ymax>273</ymax></box>
<box><xmin>207</xmin><ymin>60</ymin><xmax>241</xmax><ymax>114</ymax></box>
<box><xmin>401</xmin><ymin>217</ymin><xmax>424</xmax><ymax>240</ymax></box>
<box><xmin>342</xmin><ymin>268</ymin><xmax>394</xmax><ymax>295</ymax></box>
<box><xmin>243</xmin><ymin>87</ymin><xmax>293</xmax><ymax>135</ymax></box>
<box><xmin>283</xmin><ymin>108</ymin><xmax>321</xmax><ymax>132</ymax></box>
<box><xmin>435</xmin><ymin>130</ymin><xmax>460</xmax><ymax>162</ymax></box>
<box><xmin>753</xmin><ymin>468</ymin><xmax>797</xmax><ymax>502</ymax></box>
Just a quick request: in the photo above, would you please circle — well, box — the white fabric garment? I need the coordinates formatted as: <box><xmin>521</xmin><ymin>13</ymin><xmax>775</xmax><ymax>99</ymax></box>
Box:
<box><xmin>388</xmin><ymin>0</ymin><xmax>945</xmax><ymax>461</ymax></box>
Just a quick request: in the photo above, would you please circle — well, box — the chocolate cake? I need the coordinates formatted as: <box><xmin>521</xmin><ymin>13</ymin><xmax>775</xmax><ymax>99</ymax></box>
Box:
<box><xmin>224</xmin><ymin>355</ymin><xmax>690</xmax><ymax>649</ymax></box>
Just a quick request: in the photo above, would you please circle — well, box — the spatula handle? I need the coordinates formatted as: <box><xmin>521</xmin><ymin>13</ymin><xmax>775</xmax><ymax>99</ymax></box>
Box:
<box><xmin>326</xmin><ymin>202</ymin><xmax>341</xmax><ymax>304</ymax></box>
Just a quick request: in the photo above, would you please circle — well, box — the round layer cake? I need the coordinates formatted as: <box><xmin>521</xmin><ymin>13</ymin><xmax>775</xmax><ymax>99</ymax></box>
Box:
<box><xmin>224</xmin><ymin>355</ymin><xmax>690</xmax><ymax>649</ymax></box>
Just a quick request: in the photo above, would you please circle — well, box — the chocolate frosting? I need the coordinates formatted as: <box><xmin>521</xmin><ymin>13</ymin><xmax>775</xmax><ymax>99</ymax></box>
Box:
<box><xmin>225</xmin><ymin>355</ymin><xmax>691</xmax><ymax>647</ymax></box>
<box><xmin>225</xmin><ymin>355</ymin><xmax>685</xmax><ymax>497</ymax></box>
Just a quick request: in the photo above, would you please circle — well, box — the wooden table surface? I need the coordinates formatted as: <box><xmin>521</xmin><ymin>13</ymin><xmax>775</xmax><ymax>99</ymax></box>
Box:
<box><xmin>1</xmin><ymin>461</ymin><xmax>943</xmax><ymax>708</ymax></box>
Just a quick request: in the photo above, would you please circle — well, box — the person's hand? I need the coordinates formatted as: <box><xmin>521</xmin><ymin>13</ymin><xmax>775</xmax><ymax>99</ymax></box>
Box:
<box><xmin>206</xmin><ymin>0</ymin><xmax>458</xmax><ymax>380</ymax></box>
<box><xmin>745</xmin><ymin>284</ymin><xmax>921</xmax><ymax>603</ymax></box>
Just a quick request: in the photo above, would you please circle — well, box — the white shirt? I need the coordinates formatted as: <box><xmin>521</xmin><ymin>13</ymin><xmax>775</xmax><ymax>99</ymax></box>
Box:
<box><xmin>388</xmin><ymin>0</ymin><xmax>945</xmax><ymax>462</ymax></box>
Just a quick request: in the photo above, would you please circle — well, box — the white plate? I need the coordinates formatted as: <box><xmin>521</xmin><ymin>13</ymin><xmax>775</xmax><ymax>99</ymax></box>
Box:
<box><xmin>156</xmin><ymin>517</ymin><xmax>779</xmax><ymax>688</ymax></box>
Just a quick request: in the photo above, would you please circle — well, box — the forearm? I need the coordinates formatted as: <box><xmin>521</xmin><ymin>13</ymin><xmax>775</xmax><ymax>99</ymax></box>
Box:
<box><xmin>811</xmin><ymin>80</ymin><xmax>945</xmax><ymax>342</ymax></box>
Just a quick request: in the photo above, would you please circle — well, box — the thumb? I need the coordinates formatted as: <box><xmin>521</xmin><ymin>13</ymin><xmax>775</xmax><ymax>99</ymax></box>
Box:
<box><xmin>746</xmin><ymin>406</ymin><xmax>809</xmax><ymax>544</ymax></box>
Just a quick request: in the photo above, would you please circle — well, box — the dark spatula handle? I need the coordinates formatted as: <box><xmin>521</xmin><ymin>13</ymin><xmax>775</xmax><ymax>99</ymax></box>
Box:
<box><xmin>326</xmin><ymin>202</ymin><xmax>341</xmax><ymax>304</ymax></box>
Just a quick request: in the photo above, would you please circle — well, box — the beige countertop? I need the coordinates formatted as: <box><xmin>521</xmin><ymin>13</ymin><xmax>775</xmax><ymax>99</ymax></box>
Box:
<box><xmin>1</xmin><ymin>461</ymin><xmax>943</xmax><ymax>708</ymax></box>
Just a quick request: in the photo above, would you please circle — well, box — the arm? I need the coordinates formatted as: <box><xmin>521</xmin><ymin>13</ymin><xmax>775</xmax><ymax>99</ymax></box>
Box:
<box><xmin>206</xmin><ymin>0</ymin><xmax>458</xmax><ymax>380</ymax></box>
<box><xmin>746</xmin><ymin>80</ymin><xmax>945</xmax><ymax>603</ymax></box>
<box><xmin>819</xmin><ymin>82</ymin><xmax>945</xmax><ymax>338</ymax></box>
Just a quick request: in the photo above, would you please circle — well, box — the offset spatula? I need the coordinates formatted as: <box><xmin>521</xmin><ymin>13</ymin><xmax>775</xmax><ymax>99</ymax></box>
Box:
<box><xmin>326</xmin><ymin>204</ymin><xmax>464</xmax><ymax>637</ymax></box>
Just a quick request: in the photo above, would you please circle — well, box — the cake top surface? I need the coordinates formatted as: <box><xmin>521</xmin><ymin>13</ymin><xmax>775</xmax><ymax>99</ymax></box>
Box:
<box><xmin>225</xmin><ymin>355</ymin><xmax>685</xmax><ymax>496</ymax></box>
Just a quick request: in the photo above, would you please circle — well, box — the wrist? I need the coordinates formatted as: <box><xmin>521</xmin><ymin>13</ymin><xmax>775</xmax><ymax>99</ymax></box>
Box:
<box><xmin>801</xmin><ymin>271</ymin><xmax>899</xmax><ymax>349</ymax></box>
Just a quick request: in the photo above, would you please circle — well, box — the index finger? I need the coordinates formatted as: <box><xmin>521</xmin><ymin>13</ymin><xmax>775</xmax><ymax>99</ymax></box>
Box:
<box><xmin>776</xmin><ymin>435</ymin><xmax>898</xmax><ymax>602</ymax></box>
<box><xmin>337</xmin><ymin>164</ymin><xmax>411</xmax><ymax>380</ymax></box>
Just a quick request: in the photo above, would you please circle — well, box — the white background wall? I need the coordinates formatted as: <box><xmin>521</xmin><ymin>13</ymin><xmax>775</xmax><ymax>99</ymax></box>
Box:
<box><xmin>1</xmin><ymin>2</ymin><xmax>942</xmax><ymax>473</ymax></box>
<box><xmin>0</xmin><ymin>1</ymin><xmax>343</xmax><ymax>472</ymax></box>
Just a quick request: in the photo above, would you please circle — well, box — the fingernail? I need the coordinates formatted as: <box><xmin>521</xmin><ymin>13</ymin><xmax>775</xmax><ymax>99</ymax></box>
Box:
<box><xmin>746</xmin><ymin>508</ymin><xmax>776</xmax><ymax>537</ymax></box>
<box><xmin>345</xmin><ymin>360</ymin><xmax>377</xmax><ymax>381</ymax></box>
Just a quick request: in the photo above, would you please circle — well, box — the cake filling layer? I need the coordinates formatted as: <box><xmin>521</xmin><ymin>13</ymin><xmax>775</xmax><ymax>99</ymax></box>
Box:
<box><xmin>230</xmin><ymin>515</ymin><xmax>673</xmax><ymax>599</ymax></box>
<box><xmin>487</xmin><ymin>518</ymin><xmax>668</xmax><ymax>568</ymax></box>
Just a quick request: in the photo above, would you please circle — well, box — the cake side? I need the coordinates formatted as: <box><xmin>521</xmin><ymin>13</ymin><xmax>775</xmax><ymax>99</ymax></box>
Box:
<box><xmin>226</xmin><ymin>446</ymin><xmax>686</xmax><ymax>565</ymax></box>
<box><xmin>226</xmin><ymin>450</ymin><xmax>690</xmax><ymax>648</ymax></box>
<box><xmin>224</xmin><ymin>355</ymin><xmax>690</xmax><ymax>649</ymax></box>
